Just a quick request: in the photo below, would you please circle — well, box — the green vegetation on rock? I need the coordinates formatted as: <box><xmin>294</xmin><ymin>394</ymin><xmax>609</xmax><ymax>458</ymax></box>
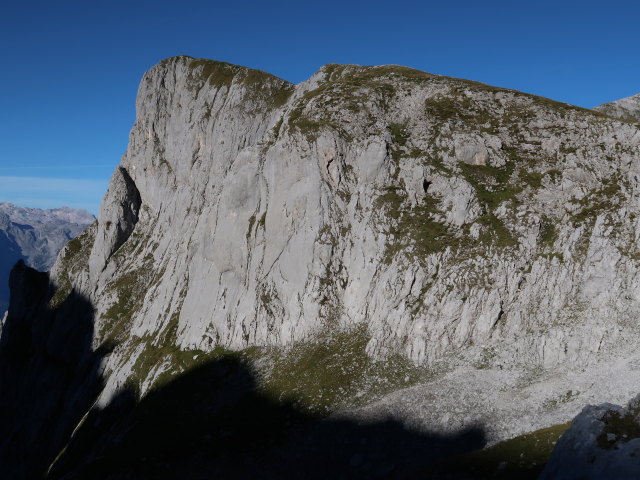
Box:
<box><xmin>49</xmin><ymin>224</ymin><xmax>95</xmax><ymax>308</ymax></box>
<box><xmin>376</xmin><ymin>186</ymin><xmax>454</xmax><ymax>264</ymax></box>
<box><xmin>422</xmin><ymin>422</ymin><xmax>571</xmax><ymax>479</ymax></box>
<box><xmin>251</xmin><ymin>324</ymin><xmax>427</xmax><ymax>414</ymax></box>
<box><xmin>570</xmin><ymin>178</ymin><xmax>624</xmax><ymax>226</ymax></box>
<box><xmin>122</xmin><ymin>323</ymin><xmax>427</xmax><ymax>416</ymax></box>
<box><xmin>127</xmin><ymin>337</ymin><xmax>233</xmax><ymax>395</ymax></box>
<box><xmin>184</xmin><ymin>57</ymin><xmax>294</xmax><ymax>110</ymax></box>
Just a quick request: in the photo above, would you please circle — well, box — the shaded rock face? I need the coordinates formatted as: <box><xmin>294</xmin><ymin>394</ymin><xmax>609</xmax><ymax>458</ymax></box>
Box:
<box><xmin>46</xmin><ymin>353</ymin><xmax>485</xmax><ymax>480</ymax></box>
<box><xmin>595</xmin><ymin>93</ymin><xmax>640</xmax><ymax>122</ymax></box>
<box><xmin>0</xmin><ymin>203</ymin><xmax>94</xmax><ymax>313</ymax></box>
<box><xmin>0</xmin><ymin>264</ymin><xmax>487</xmax><ymax>479</ymax></box>
<box><xmin>0</xmin><ymin>261</ymin><xmax>105</xmax><ymax>480</ymax></box>
<box><xmin>541</xmin><ymin>396</ymin><xmax>640</xmax><ymax>479</ymax></box>
<box><xmin>8</xmin><ymin>55</ymin><xmax>640</xmax><ymax>453</ymax></box>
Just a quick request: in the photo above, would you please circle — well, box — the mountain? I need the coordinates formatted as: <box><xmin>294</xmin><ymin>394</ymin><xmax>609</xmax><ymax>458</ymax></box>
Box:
<box><xmin>2</xmin><ymin>56</ymin><xmax>640</xmax><ymax>478</ymax></box>
<box><xmin>595</xmin><ymin>93</ymin><xmax>640</xmax><ymax>122</ymax></box>
<box><xmin>0</xmin><ymin>203</ymin><xmax>93</xmax><ymax>314</ymax></box>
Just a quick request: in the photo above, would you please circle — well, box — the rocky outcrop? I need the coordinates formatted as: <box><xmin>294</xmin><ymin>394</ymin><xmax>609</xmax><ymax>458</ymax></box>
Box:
<box><xmin>6</xmin><ymin>56</ymin><xmax>640</xmax><ymax>463</ymax></box>
<box><xmin>0</xmin><ymin>203</ymin><xmax>93</xmax><ymax>313</ymax></box>
<box><xmin>88</xmin><ymin>167</ymin><xmax>141</xmax><ymax>285</ymax></box>
<box><xmin>540</xmin><ymin>396</ymin><xmax>640</xmax><ymax>479</ymax></box>
<box><xmin>595</xmin><ymin>93</ymin><xmax>640</xmax><ymax>122</ymax></box>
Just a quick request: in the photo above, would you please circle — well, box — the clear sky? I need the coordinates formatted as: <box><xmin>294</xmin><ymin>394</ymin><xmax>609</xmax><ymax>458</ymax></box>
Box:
<box><xmin>1</xmin><ymin>0</ymin><xmax>639</xmax><ymax>214</ymax></box>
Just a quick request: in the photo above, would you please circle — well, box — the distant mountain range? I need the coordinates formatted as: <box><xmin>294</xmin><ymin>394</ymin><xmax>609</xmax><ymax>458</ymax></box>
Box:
<box><xmin>0</xmin><ymin>202</ymin><xmax>94</xmax><ymax>314</ymax></box>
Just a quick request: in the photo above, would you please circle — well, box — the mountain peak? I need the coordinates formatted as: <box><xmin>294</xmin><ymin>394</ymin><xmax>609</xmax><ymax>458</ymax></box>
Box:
<box><xmin>594</xmin><ymin>92</ymin><xmax>640</xmax><ymax>122</ymax></box>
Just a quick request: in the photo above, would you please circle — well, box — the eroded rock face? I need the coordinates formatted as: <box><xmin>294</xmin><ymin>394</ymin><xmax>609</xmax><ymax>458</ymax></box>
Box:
<box><xmin>32</xmin><ymin>56</ymin><xmax>640</xmax><ymax>442</ymax></box>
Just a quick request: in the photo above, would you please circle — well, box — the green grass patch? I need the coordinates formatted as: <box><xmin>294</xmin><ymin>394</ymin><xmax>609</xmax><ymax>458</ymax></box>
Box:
<box><xmin>457</xmin><ymin>163</ymin><xmax>519</xmax><ymax>247</ymax></box>
<box><xmin>375</xmin><ymin>186</ymin><xmax>455</xmax><ymax>264</ymax></box>
<box><xmin>458</xmin><ymin>162</ymin><xmax>521</xmax><ymax>210</ymax></box>
<box><xmin>570</xmin><ymin>180</ymin><xmax>623</xmax><ymax>226</ymax></box>
<box><xmin>99</xmin><ymin>250</ymin><xmax>158</xmax><ymax>345</ymax></box>
<box><xmin>122</xmin><ymin>324</ymin><xmax>428</xmax><ymax>417</ymax></box>
<box><xmin>253</xmin><ymin>324</ymin><xmax>426</xmax><ymax>414</ymax></box>
<box><xmin>49</xmin><ymin>224</ymin><xmax>95</xmax><ymax>308</ymax></box>
<box><xmin>128</xmin><ymin>339</ymin><xmax>233</xmax><ymax>395</ymax></box>
<box><xmin>423</xmin><ymin>422</ymin><xmax>571</xmax><ymax>479</ymax></box>
<box><xmin>184</xmin><ymin>57</ymin><xmax>294</xmax><ymax>110</ymax></box>
<box><xmin>596</xmin><ymin>410</ymin><xmax>640</xmax><ymax>450</ymax></box>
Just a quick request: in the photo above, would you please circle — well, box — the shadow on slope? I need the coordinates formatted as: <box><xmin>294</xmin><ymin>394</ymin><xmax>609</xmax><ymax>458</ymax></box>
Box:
<box><xmin>0</xmin><ymin>260</ymin><xmax>487</xmax><ymax>479</ymax></box>
<box><xmin>0</xmin><ymin>260</ymin><xmax>108</xmax><ymax>480</ymax></box>
<box><xmin>50</xmin><ymin>356</ymin><xmax>486</xmax><ymax>480</ymax></box>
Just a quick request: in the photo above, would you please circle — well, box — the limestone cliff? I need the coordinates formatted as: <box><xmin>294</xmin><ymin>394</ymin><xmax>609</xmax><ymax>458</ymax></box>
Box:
<box><xmin>6</xmin><ymin>56</ymin><xmax>640</xmax><ymax>475</ymax></box>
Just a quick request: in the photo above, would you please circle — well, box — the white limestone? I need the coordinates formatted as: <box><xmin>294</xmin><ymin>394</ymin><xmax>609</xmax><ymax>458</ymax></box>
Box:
<box><xmin>43</xmin><ymin>56</ymin><xmax>640</xmax><ymax>442</ymax></box>
<box><xmin>595</xmin><ymin>93</ymin><xmax>640</xmax><ymax>122</ymax></box>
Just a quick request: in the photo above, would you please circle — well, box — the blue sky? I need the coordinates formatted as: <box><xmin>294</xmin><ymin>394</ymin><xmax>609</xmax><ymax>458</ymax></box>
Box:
<box><xmin>1</xmin><ymin>0</ymin><xmax>639</xmax><ymax>214</ymax></box>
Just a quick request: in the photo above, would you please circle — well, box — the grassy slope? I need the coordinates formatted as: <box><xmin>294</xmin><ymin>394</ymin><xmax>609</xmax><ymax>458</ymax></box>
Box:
<box><xmin>413</xmin><ymin>422</ymin><xmax>571</xmax><ymax>479</ymax></box>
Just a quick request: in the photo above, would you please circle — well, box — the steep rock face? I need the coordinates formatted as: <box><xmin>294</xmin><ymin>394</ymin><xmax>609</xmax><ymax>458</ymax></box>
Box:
<box><xmin>0</xmin><ymin>203</ymin><xmax>93</xmax><ymax>313</ymax></box>
<box><xmin>595</xmin><ymin>93</ymin><xmax>640</xmax><ymax>122</ymax></box>
<box><xmin>88</xmin><ymin>166</ymin><xmax>141</xmax><ymax>286</ymax></box>
<box><xmin>43</xmin><ymin>56</ymin><xmax>640</xmax><ymax>441</ymax></box>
